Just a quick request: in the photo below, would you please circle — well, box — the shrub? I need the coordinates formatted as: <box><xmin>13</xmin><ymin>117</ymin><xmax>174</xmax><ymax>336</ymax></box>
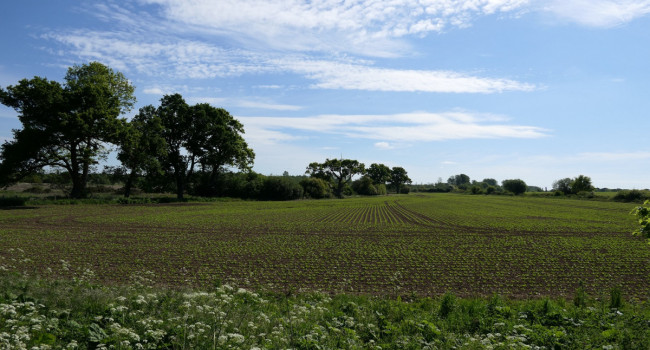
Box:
<box><xmin>300</xmin><ymin>177</ymin><xmax>331</xmax><ymax>199</ymax></box>
<box><xmin>352</xmin><ymin>176</ymin><xmax>378</xmax><ymax>196</ymax></box>
<box><xmin>260</xmin><ymin>176</ymin><xmax>303</xmax><ymax>201</ymax></box>
<box><xmin>0</xmin><ymin>196</ymin><xmax>27</xmax><ymax>207</ymax></box>
<box><xmin>613</xmin><ymin>190</ymin><xmax>649</xmax><ymax>202</ymax></box>
<box><xmin>502</xmin><ymin>179</ymin><xmax>527</xmax><ymax>195</ymax></box>
<box><xmin>470</xmin><ymin>185</ymin><xmax>483</xmax><ymax>195</ymax></box>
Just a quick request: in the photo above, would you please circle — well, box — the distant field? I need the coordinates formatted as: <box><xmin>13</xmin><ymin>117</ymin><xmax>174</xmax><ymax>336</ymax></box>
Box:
<box><xmin>1</xmin><ymin>193</ymin><xmax>648</xmax><ymax>298</ymax></box>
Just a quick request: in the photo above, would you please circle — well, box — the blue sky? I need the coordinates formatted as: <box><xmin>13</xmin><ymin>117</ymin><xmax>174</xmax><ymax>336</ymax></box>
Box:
<box><xmin>1</xmin><ymin>0</ymin><xmax>649</xmax><ymax>189</ymax></box>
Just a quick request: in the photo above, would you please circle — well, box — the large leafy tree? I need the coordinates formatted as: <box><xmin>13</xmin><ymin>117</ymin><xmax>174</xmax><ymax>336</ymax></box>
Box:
<box><xmin>0</xmin><ymin>62</ymin><xmax>135</xmax><ymax>198</ymax></box>
<box><xmin>367</xmin><ymin>163</ymin><xmax>391</xmax><ymax>185</ymax></box>
<box><xmin>390</xmin><ymin>166</ymin><xmax>412</xmax><ymax>194</ymax></box>
<box><xmin>116</xmin><ymin>105</ymin><xmax>166</xmax><ymax>198</ymax></box>
<box><xmin>306</xmin><ymin>158</ymin><xmax>365</xmax><ymax>198</ymax></box>
<box><xmin>154</xmin><ymin>94</ymin><xmax>254</xmax><ymax>199</ymax></box>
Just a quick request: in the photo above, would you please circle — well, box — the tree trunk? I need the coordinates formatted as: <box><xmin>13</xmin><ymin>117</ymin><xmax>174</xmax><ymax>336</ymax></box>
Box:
<box><xmin>69</xmin><ymin>147</ymin><xmax>87</xmax><ymax>199</ymax></box>
<box><xmin>124</xmin><ymin>170</ymin><xmax>137</xmax><ymax>198</ymax></box>
<box><xmin>175</xmin><ymin>167</ymin><xmax>185</xmax><ymax>200</ymax></box>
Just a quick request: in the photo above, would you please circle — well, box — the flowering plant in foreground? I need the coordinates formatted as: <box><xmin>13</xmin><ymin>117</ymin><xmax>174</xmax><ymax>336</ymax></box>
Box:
<box><xmin>1</xmin><ymin>264</ymin><xmax>649</xmax><ymax>349</ymax></box>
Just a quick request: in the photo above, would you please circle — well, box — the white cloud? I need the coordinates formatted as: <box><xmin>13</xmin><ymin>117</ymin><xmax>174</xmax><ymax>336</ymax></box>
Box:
<box><xmin>374</xmin><ymin>142</ymin><xmax>395</xmax><ymax>150</ymax></box>
<box><xmin>238</xmin><ymin>111</ymin><xmax>549</xmax><ymax>144</ymax></box>
<box><xmin>141</xmin><ymin>0</ymin><xmax>530</xmax><ymax>56</ymax></box>
<box><xmin>541</xmin><ymin>0</ymin><xmax>650</xmax><ymax>27</ymax></box>
<box><xmin>45</xmin><ymin>31</ymin><xmax>535</xmax><ymax>93</ymax></box>
<box><xmin>286</xmin><ymin>60</ymin><xmax>536</xmax><ymax>93</ymax></box>
<box><xmin>189</xmin><ymin>97</ymin><xmax>302</xmax><ymax>111</ymax></box>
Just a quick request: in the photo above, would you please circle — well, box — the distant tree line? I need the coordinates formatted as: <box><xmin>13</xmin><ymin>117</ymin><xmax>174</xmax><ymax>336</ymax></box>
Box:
<box><xmin>0</xmin><ymin>62</ymin><xmax>415</xmax><ymax>201</ymax></box>
<box><xmin>305</xmin><ymin>159</ymin><xmax>411</xmax><ymax>198</ymax></box>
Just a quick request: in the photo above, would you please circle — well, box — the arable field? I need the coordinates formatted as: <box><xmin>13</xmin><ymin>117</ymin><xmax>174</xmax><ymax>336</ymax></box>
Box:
<box><xmin>1</xmin><ymin>193</ymin><xmax>648</xmax><ymax>299</ymax></box>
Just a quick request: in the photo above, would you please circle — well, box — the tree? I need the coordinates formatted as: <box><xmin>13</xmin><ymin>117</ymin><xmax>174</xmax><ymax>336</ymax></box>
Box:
<box><xmin>390</xmin><ymin>167</ymin><xmax>411</xmax><ymax>194</ymax></box>
<box><xmin>352</xmin><ymin>175</ymin><xmax>379</xmax><ymax>195</ymax></box>
<box><xmin>502</xmin><ymin>179</ymin><xmax>527</xmax><ymax>195</ymax></box>
<box><xmin>553</xmin><ymin>178</ymin><xmax>572</xmax><ymax>195</ymax></box>
<box><xmin>0</xmin><ymin>62</ymin><xmax>135</xmax><ymax>198</ymax></box>
<box><xmin>367</xmin><ymin>163</ymin><xmax>391</xmax><ymax>185</ymax></box>
<box><xmin>116</xmin><ymin>105</ymin><xmax>166</xmax><ymax>198</ymax></box>
<box><xmin>305</xmin><ymin>158</ymin><xmax>365</xmax><ymax>198</ymax></box>
<box><xmin>448</xmin><ymin>174</ymin><xmax>470</xmax><ymax>187</ymax></box>
<box><xmin>571</xmin><ymin>175</ymin><xmax>594</xmax><ymax>193</ymax></box>
<box><xmin>155</xmin><ymin>94</ymin><xmax>254</xmax><ymax>199</ymax></box>
<box><xmin>482</xmin><ymin>178</ymin><xmax>498</xmax><ymax>187</ymax></box>
<box><xmin>300</xmin><ymin>177</ymin><xmax>331</xmax><ymax>199</ymax></box>
<box><xmin>553</xmin><ymin>175</ymin><xmax>594</xmax><ymax>195</ymax></box>
<box><xmin>631</xmin><ymin>200</ymin><xmax>650</xmax><ymax>243</ymax></box>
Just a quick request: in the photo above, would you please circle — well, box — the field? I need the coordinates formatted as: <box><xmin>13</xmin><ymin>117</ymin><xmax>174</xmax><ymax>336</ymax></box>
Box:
<box><xmin>2</xmin><ymin>193</ymin><xmax>648</xmax><ymax>299</ymax></box>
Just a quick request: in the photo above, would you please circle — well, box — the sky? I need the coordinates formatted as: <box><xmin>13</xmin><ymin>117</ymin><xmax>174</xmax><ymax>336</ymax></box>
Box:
<box><xmin>1</xmin><ymin>0</ymin><xmax>649</xmax><ymax>189</ymax></box>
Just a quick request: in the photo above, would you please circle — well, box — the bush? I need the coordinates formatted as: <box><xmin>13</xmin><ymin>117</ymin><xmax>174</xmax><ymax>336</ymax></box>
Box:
<box><xmin>300</xmin><ymin>178</ymin><xmax>331</xmax><ymax>199</ymax></box>
<box><xmin>613</xmin><ymin>190</ymin><xmax>649</xmax><ymax>202</ymax></box>
<box><xmin>0</xmin><ymin>196</ymin><xmax>27</xmax><ymax>207</ymax></box>
<box><xmin>260</xmin><ymin>176</ymin><xmax>303</xmax><ymax>201</ymax></box>
<box><xmin>502</xmin><ymin>179</ymin><xmax>527</xmax><ymax>195</ymax></box>
<box><xmin>470</xmin><ymin>185</ymin><xmax>483</xmax><ymax>195</ymax></box>
<box><xmin>352</xmin><ymin>176</ymin><xmax>378</xmax><ymax>196</ymax></box>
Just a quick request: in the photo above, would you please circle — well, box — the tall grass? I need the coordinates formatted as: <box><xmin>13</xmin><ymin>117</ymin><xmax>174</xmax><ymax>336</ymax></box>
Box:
<box><xmin>1</xmin><ymin>268</ymin><xmax>649</xmax><ymax>349</ymax></box>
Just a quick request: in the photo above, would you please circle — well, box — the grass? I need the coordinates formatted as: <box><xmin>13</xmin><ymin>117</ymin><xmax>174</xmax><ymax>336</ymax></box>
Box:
<box><xmin>1</xmin><ymin>269</ymin><xmax>649</xmax><ymax>349</ymax></box>
<box><xmin>0</xmin><ymin>193</ymin><xmax>648</xmax><ymax>298</ymax></box>
<box><xmin>1</xmin><ymin>192</ymin><xmax>650</xmax><ymax>348</ymax></box>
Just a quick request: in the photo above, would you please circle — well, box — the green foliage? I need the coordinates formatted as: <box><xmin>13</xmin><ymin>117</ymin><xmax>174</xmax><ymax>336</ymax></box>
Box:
<box><xmin>553</xmin><ymin>177</ymin><xmax>572</xmax><ymax>195</ymax></box>
<box><xmin>305</xmin><ymin>158</ymin><xmax>365</xmax><ymax>198</ymax></box>
<box><xmin>300</xmin><ymin>177</ymin><xmax>331</xmax><ymax>199</ymax></box>
<box><xmin>573</xmin><ymin>282</ymin><xmax>587</xmax><ymax>307</ymax></box>
<box><xmin>502</xmin><ymin>179</ymin><xmax>527</xmax><ymax>195</ymax></box>
<box><xmin>367</xmin><ymin>163</ymin><xmax>391</xmax><ymax>185</ymax></box>
<box><xmin>553</xmin><ymin>175</ymin><xmax>595</xmax><ymax>196</ymax></box>
<box><xmin>614</xmin><ymin>189</ymin><xmax>650</xmax><ymax>202</ymax></box>
<box><xmin>260</xmin><ymin>176</ymin><xmax>303</xmax><ymax>201</ymax></box>
<box><xmin>154</xmin><ymin>94</ymin><xmax>255</xmax><ymax>199</ymax></box>
<box><xmin>389</xmin><ymin>166</ymin><xmax>411</xmax><ymax>194</ymax></box>
<box><xmin>352</xmin><ymin>175</ymin><xmax>379</xmax><ymax>195</ymax></box>
<box><xmin>470</xmin><ymin>185</ymin><xmax>483</xmax><ymax>195</ymax></box>
<box><xmin>0</xmin><ymin>196</ymin><xmax>27</xmax><ymax>207</ymax></box>
<box><xmin>447</xmin><ymin>174</ymin><xmax>470</xmax><ymax>186</ymax></box>
<box><xmin>439</xmin><ymin>292</ymin><xmax>456</xmax><ymax>318</ymax></box>
<box><xmin>2</xmin><ymin>270</ymin><xmax>650</xmax><ymax>350</ymax></box>
<box><xmin>610</xmin><ymin>286</ymin><xmax>623</xmax><ymax>309</ymax></box>
<box><xmin>631</xmin><ymin>200</ymin><xmax>650</xmax><ymax>242</ymax></box>
<box><xmin>117</xmin><ymin>105</ymin><xmax>166</xmax><ymax>198</ymax></box>
<box><xmin>571</xmin><ymin>175</ymin><xmax>594</xmax><ymax>193</ymax></box>
<box><xmin>0</xmin><ymin>62</ymin><xmax>135</xmax><ymax>198</ymax></box>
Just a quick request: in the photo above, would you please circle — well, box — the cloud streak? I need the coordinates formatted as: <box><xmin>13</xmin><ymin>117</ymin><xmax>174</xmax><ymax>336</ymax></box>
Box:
<box><xmin>45</xmin><ymin>31</ymin><xmax>534</xmax><ymax>93</ymax></box>
<box><xmin>239</xmin><ymin>112</ymin><xmax>550</xmax><ymax>144</ymax></box>
<box><xmin>542</xmin><ymin>0</ymin><xmax>650</xmax><ymax>27</ymax></box>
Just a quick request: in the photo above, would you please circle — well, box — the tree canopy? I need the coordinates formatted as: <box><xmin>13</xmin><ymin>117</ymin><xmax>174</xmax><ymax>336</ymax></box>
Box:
<box><xmin>502</xmin><ymin>179</ymin><xmax>527</xmax><ymax>195</ymax></box>
<box><xmin>306</xmin><ymin>158</ymin><xmax>365</xmax><ymax>198</ymax></box>
<box><xmin>0</xmin><ymin>62</ymin><xmax>135</xmax><ymax>198</ymax></box>
<box><xmin>143</xmin><ymin>94</ymin><xmax>255</xmax><ymax>199</ymax></box>
<box><xmin>367</xmin><ymin>163</ymin><xmax>391</xmax><ymax>185</ymax></box>
<box><xmin>390</xmin><ymin>166</ymin><xmax>411</xmax><ymax>194</ymax></box>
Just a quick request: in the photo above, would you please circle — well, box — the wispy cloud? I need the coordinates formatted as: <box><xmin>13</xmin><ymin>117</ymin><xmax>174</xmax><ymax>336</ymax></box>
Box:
<box><xmin>285</xmin><ymin>59</ymin><xmax>535</xmax><ymax>93</ymax></box>
<box><xmin>192</xmin><ymin>97</ymin><xmax>302</xmax><ymax>111</ymax></box>
<box><xmin>541</xmin><ymin>0</ymin><xmax>650</xmax><ymax>27</ymax></box>
<box><xmin>45</xmin><ymin>31</ymin><xmax>535</xmax><ymax>93</ymax></box>
<box><xmin>239</xmin><ymin>112</ymin><xmax>550</xmax><ymax>144</ymax></box>
<box><xmin>141</xmin><ymin>0</ymin><xmax>530</xmax><ymax>56</ymax></box>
